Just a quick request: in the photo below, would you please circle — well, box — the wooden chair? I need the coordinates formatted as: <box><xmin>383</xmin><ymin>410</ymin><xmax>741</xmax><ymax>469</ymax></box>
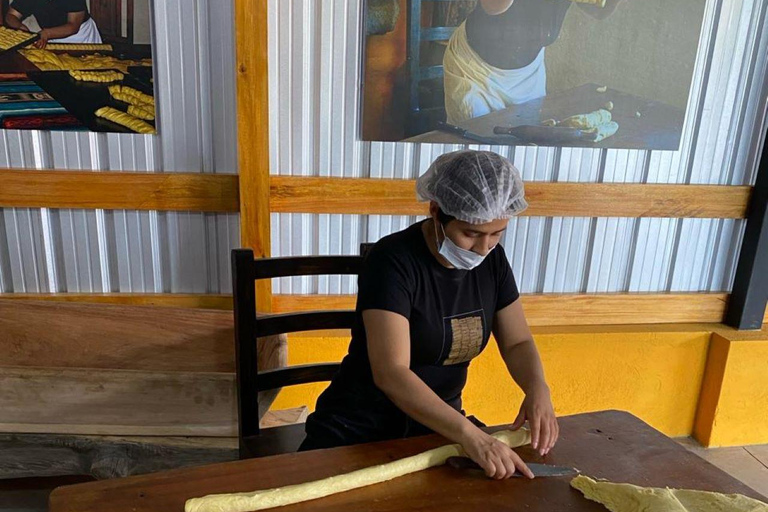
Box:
<box><xmin>231</xmin><ymin>245</ymin><xmax>374</xmax><ymax>459</ymax></box>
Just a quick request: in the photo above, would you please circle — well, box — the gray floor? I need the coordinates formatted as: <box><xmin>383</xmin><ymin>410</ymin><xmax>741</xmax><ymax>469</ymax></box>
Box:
<box><xmin>678</xmin><ymin>437</ymin><xmax>768</xmax><ymax>500</ymax></box>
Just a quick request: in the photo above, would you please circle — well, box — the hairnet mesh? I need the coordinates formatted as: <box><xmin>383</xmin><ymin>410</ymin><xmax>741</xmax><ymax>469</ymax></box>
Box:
<box><xmin>416</xmin><ymin>150</ymin><xmax>528</xmax><ymax>224</ymax></box>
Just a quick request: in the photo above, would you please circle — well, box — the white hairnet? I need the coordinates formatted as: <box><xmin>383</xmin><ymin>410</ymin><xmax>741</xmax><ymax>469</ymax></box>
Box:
<box><xmin>416</xmin><ymin>150</ymin><xmax>528</xmax><ymax>224</ymax></box>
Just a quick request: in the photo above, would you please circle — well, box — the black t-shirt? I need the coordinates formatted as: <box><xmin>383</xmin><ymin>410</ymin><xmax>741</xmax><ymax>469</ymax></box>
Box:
<box><xmin>304</xmin><ymin>220</ymin><xmax>520</xmax><ymax>446</ymax></box>
<box><xmin>465</xmin><ymin>0</ymin><xmax>571</xmax><ymax>70</ymax></box>
<box><xmin>11</xmin><ymin>0</ymin><xmax>90</xmax><ymax>29</ymax></box>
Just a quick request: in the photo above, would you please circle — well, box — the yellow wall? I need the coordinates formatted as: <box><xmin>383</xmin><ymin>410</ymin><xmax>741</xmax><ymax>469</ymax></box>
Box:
<box><xmin>694</xmin><ymin>332</ymin><xmax>768</xmax><ymax>447</ymax></box>
<box><xmin>272</xmin><ymin>326</ymin><xmax>715</xmax><ymax>438</ymax></box>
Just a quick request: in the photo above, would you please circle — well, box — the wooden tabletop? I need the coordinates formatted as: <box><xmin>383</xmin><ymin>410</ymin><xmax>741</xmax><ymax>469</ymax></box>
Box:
<box><xmin>49</xmin><ymin>411</ymin><xmax>765</xmax><ymax>512</ymax></box>
<box><xmin>406</xmin><ymin>84</ymin><xmax>685</xmax><ymax>150</ymax></box>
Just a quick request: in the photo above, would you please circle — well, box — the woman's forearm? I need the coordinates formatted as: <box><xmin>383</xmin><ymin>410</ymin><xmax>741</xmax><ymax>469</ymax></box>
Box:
<box><xmin>375</xmin><ymin>367</ymin><xmax>479</xmax><ymax>444</ymax></box>
<box><xmin>5</xmin><ymin>13</ymin><xmax>24</xmax><ymax>29</ymax></box>
<box><xmin>500</xmin><ymin>339</ymin><xmax>548</xmax><ymax>394</ymax></box>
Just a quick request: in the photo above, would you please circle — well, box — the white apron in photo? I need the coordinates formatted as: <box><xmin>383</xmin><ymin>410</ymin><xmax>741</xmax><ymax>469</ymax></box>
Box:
<box><xmin>443</xmin><ymin>21</ymin><xmax>546</xmax><ymax>125</ymax></box>
<box><xmin>50</xmin><ymin>17</ymin><xmax>103</xmax><ymax>44</ymax></box>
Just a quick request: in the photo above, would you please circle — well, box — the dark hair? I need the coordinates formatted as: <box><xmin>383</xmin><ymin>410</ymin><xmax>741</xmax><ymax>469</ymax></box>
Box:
<box><xmin>436</xmin><ymin>208</ymin><xmax>456</xmax><ymax>226</ymax></box>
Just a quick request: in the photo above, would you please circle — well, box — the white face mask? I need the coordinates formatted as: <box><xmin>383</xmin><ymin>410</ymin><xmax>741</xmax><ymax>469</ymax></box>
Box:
<box><xmin>435</xmin><ymin>221</ymin><xmax>492</xmax><ymax>271</ymax></box>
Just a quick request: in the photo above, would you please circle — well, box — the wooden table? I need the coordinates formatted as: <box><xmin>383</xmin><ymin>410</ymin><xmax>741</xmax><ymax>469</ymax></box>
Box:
<box><xmin>49</xmin><ymin>411</ymin><xmax>766</xmax><ymax>511</ymax></box>
<box><xmin>405</xmin><ymin>84</ymin><xmax>685</xmax><ymax>150</ymax></box>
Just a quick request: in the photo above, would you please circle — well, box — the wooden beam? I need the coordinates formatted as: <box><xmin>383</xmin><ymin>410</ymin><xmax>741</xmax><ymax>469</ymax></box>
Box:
<box><xmin>235</xmin><ymin>0</ymin><xmax>272</xmax><ymax>312</ymax></box>
<box><xmin>0</xmin><ymin>169</ymin><xmax>239</xmax><ymax>212</ymax></box>
<box><xmin>0</xmin><ymin>293</ymin><xmax>233</xmax><ymax>310</ymax></box>
<box><xmin>0</xmin><ymin>293</ymin><xmax>752</xmax><ymax>326</ymax></box>
<box><xmin>270</xmin><ymin>177</ymin><xmax>752</xmax><ymax>219</ymax></box>
<box><xmin>272</xmin><ymin>292</ymin><xmax>732</xmax><ymax>326</ymax></box>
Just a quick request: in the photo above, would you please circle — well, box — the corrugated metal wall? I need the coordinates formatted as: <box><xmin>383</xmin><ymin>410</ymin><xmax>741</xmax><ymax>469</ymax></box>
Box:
<box><xmin>1</xmin><ymin>0</ymin><xmax>766</xmax><ymax>297</ymax></box>
<box><xmin>0</xmin><ymin>0</ymin><xmax>240</xmax><ymax>294</ymax></box>
<box><xmin>270</xmin><ymin>0</ymin><xmax>768</xmax><ymax>295</ymax></box>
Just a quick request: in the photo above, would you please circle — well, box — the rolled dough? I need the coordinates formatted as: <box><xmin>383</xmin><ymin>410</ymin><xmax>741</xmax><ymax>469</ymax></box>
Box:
<box><xmin>560</xmin><ymin>109</ymin><xmax>613</xmax><ymax>130</ymax></box>
<box><xmin>571</xmin><ymin>475</ymin><xmax>768</xmax><ymax>512</ymax></box>
<box><xmin>185</xmin><ymin>429</ymin><xmax>531</xmax><ymax>512</ymax></box>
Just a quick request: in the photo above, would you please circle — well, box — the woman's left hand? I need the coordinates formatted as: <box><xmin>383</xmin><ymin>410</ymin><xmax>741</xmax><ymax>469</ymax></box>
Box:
<box><xmin>34</xmin><ymin>29</ymin><xmax>50</xmax><ymax>49</ymax></box>
<box><xmin>510</xmin><ymin>383</ymin><xmax>558</xmax><ymax>457</ymax></box>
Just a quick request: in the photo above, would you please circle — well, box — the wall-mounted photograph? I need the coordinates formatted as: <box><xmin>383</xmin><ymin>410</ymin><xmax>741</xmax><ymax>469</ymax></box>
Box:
<box><xmin>0</xmin><ymin>0</ymin><xmax>155</xmax><ymax>134</ymax></box>
<box><xmin>362</xmin><ymin>0</ymin><xmax>706</xmax><ymax>150</ymax></box>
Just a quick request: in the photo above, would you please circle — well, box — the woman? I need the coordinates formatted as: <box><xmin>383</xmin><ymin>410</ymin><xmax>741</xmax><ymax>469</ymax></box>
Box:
<box><xmin>5</xmin><ymin>0</ymin><xmax>102</xmax><ymax>49</ymax></box>
<box><xmin>301</xmin><ymin>150</ymin><xmax>557</xmax><ymax>480</ymax></box>
<box><xmin>444</xmin><ymin>0</ymin><xmax>622</xmax><ymax>124</ymax></box>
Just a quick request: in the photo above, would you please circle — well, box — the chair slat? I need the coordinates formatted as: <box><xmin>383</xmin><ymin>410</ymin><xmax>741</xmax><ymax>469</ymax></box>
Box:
<box><xmin>256</xmin><ymin>311</ymin><xmax>356</xmax><ymax>337</ymax></box>
<box><xmin>257</xmin><ymin>363</ymin><xmax>341</xmax><ymax>392</ymax></box>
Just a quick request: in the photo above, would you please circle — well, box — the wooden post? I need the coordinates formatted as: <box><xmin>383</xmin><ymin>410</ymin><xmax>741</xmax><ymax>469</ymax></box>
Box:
<box><xmin>234</xmin><ymin>0</ymin><xmax>272</xmax><ymax>313</ymax></box>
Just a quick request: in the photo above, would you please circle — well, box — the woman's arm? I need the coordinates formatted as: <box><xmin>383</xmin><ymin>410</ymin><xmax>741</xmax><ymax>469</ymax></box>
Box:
<box><xmin>5</xmin><ymin>8</ymin><xmax>30</xmax><ymax>31</ymax></box>
<box><xmin>364</xmin><ymin>309</ymin><xmax>534</xmax><ymax>479</ymax></box>
<box><xmin>34</xmin><ymin>11</ymin><xmax>86</xmax><ymax>48</ymax></box>
<box><xmin>479</xmin><ymin>0</ymin><xmax>515</xmax><ymax>16</ymax></box>
<box><xmin>576</xmin><ymin>0</ymin><xmax>625</xmax><ymax>20</ymax></box>
<box><xmin>492</xmin><ymin>299</ymin><xmax>558</xmax><ymax>457</ymax></box>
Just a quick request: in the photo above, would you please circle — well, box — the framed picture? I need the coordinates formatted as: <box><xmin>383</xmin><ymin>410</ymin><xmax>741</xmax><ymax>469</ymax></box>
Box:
<box><xmin>0</xmin><ymin>0</ymin><xmax>156</xmax><ymax>134</ymax></box>
<box><xmin>361</xmin><ymin>0</ymin><xmax>706</xmax><ymax>150</ymax></box>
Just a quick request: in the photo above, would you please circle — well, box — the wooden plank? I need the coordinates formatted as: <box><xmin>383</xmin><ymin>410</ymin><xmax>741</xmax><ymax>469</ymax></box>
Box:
<box><xmin>0</xmin><ymin>369</ymin><xmax>301</xmax><ymax>438</ymax></box>
<box><xmin>0</xmin><ymin>299</ymin><xmax>238</xmax><ymax>372</ymax></box>
<box><xmin>48</xmin><ymin>411</ymin><xmax>766</xmax><ymax>512</ymax></box>
<box><xmin>235</xmin><ymin>0</ymin><xmax>272</xmax><ymax>312</ymax></box>
<box><xmin>270</xmin><ymin>176</ymin><xmax>752</xmax><ymax>219</ymax></box>
<box><xmin>0</xmin><ymin>169</ymin><xmax>239</xmax><ymax>212</ymax></box>
<box><xmin>0</xmin><ymin>408</ymin><xmax>307</xmax><ymax>480</ymax></box>
<box><xmin>272</xmin><ymin>292</ymin><xmax>731</xmax><ymax>326</ymax></box>
<box><xmin>0</xmin><ymin>293</ymin><xmax>233</xmax><ymax>310</ymax></box>
<box><xmin>0</xmin><ymin>366</ymin><xmax>238</xmax><ymax>436</ymax></box>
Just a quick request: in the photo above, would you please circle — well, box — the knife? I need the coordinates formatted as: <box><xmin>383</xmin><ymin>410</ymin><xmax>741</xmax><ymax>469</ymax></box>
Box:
<box><xmin>436</xmin><ymin>121</ymin><xmax>520</xmax><ymax>146</ymax></box>
<box><xmin>493</xmin><ymin>124</ymin><xmax>598</xmax><ymax>144</ymax></box>
<box><xmin>446</xmin><ymin>456</ymin><xmax>579</xmax><ymax>478</ymax></box>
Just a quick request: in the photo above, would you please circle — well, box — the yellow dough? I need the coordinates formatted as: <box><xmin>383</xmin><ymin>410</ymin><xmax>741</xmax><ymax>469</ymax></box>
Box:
<box><xmin>571</xmin><ymin>475</ymin><xmax>768</xmax><ymax>512</ymax></box>
<box><xmin>20</xmin><ymin>49</ymin><xmax>151</xmax><ymax>73</ymax></box>
<box><xmin>570</xmin><ymin>0</ymin><xmax>606</xmax><ymax>6</ymax></box>
<box><xmin>560</xmin><ymin>109</ymin><xmax>612</xmax><ymax>130</ymax></box>
<box><xmin>0</xmin><ymin>26</ymin><xmax>36</xmax><ymax>50</ymax></box>
<box><xmin>186</xmin><ymin>429</ymin><xmax>531</xmax><ymax>512</ymax></box>
<box><xmin>95</xmin><ymin>106</ymin><xmax>155</xmax><ymax>134</ymax></box>
<box><xmin>128</xmin><ymin>104</ymin><xmax>155</xmax><ymax>121</ymax></box>
<box><xmin>109</xmin><ymin>85</ymin><xmax>155</xmax><ymax>107</ymax></box>
<box><xmin>46</xmin><ymin>43</ymin><xmax>113</xmax><ymax>51</ymax></box>
<box><xmin>69</xmin><ymin>69</ymin><xmax>124</xmax><ymax>83</ymax></box>
<box><xmin>587</xmin><ymin>121</ymin><xmax>619</xmax><ymax>142</ymax></box>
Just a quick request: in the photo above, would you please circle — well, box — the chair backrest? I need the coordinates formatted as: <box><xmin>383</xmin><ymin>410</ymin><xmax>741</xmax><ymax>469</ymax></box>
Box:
<box><xmin>406</xmin><ymin>0</ymin><xmax>467</xmax><ymax>134</ymax></box>
<box><xmin>231</xmin><ymin>244</ymin><xmax>374</xmax><ymax>447</ymax></box>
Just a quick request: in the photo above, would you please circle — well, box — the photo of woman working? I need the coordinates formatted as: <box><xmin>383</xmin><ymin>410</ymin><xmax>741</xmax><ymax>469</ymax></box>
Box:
<box><xmin>444</xmin><ymin>0</ymin><xmax>622</xmax><ymax>124</ymax></box>
<box><xmin>5</xmin><ymin>0</ymin><xmax>102</xmax><ymax>48</ymax></box>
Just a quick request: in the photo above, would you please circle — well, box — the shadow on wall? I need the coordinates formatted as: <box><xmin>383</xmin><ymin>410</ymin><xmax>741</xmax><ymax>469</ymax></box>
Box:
<box><xmin>546</xmin><ymin>0</ymin><xmax>706</xmax><ymax>111</ymax></box>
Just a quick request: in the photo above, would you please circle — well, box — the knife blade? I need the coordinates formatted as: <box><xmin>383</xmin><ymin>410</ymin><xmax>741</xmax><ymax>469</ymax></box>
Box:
<box><xmin>446</xmin><ymin>456</ymin><xmax>579</xmax><ymax>478</ymax></box>
<box><xmin>493</xmin><ymin>124</ymin><xmax>598</xmax><ymax>144</ymax></box>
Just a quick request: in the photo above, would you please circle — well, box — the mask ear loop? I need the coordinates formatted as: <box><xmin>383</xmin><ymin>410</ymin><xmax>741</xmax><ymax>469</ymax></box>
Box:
<box><xmin>433</xmin><ymin>217</ymin><xmax>443</xmax><ymax>250</ymax></box>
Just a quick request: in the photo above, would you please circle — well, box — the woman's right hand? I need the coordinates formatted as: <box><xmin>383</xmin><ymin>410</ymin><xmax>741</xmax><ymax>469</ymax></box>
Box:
<box><xmin>460</xmin><ymin>427</ymin><xmax>534</xmax><ymax>480</ymax></box>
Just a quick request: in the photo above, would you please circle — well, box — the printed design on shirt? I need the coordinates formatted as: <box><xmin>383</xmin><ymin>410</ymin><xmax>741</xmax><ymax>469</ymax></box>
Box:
<box><xmin>442</xmin><ymin>310</ymin><xmax>485</xmax><ymax>366</ymax></box>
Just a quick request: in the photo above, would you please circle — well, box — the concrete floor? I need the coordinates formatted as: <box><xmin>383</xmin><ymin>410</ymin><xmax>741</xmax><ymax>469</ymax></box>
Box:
<box><xmin>677</xmin><ymin>437</ymin><xmax>768</xmax><ymax>500</ymax></box>
<box><xmin>2</xmin><ymin>442</ymin><xmax>767</xmax><ymax>512</ymax></box>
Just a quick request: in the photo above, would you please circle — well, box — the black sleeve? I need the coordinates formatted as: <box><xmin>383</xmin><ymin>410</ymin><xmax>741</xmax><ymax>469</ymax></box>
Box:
<box><xmin>61</xmin><ymin>0</ymin><xmax>87</xmax><ymax>13</ymax></box>
<box><xmin>356</xmin><ymin>247</ymin><xmax>413</xmax><ymax>320</ymax></box>
<box><xmin>494</xmin><ymin>245</ymin><xmax>520</xmax><ymax>311</ymax></box>
<box><xmin>10</xmin><ymin>0</ymin><xmax>34</xmax><ymax>18</ymax></box>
